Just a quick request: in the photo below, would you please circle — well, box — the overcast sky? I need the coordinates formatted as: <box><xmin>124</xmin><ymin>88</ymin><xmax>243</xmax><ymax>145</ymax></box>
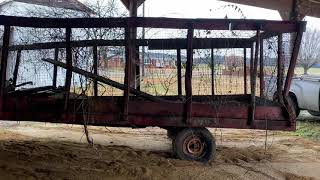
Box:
<box><xmin>134</xmin><ymin>0</ymin><xmax>320</xmax><ymax>29</ymax></box>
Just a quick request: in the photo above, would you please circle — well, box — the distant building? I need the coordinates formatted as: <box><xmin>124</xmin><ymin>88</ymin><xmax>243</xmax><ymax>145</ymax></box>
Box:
<box><xmin>0</xmin><ymin>0</ymin><xmax>93</xmax><ymax>17</ymax></box>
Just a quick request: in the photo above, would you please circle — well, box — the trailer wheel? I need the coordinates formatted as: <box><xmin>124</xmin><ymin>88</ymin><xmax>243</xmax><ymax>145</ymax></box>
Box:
<box><xmin>173</xmin><ymin>128</ymin><xmax>215</xmax><ymax>163</ymax></box>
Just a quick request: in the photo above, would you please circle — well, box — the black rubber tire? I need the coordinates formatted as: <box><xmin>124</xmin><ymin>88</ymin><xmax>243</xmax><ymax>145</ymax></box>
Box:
<box><xmin>308</xmin><ymin>110</ymin><xmax>320</xmax><ymax>116</ymax></box>
<box><xmin>166</xmin><ymin>127</ymin><xmax>182</xmax><ymax>140</ymax></box>
<box><xmin>289</xmin><ymin>93</ymin><xmax>300</xmax><ymax>117</ymax></box>
<box><xmin>172</xmin><ymin>128</ymin><xmax>216</xmax><ymax>163</ymax></box>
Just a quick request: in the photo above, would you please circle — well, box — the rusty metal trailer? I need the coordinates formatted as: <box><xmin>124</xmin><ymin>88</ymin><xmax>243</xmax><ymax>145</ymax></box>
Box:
<box><xmin>0</xmin><ymin>15</ymin><xmax>306</xmax><ymax>162</ymax></box>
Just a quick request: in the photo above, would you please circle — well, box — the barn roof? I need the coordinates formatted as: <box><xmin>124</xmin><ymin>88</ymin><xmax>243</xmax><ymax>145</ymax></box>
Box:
<box><xmin>0</xmin><ymin>0</ymin><xmax>94</xmax><ymax>14</ymax></box>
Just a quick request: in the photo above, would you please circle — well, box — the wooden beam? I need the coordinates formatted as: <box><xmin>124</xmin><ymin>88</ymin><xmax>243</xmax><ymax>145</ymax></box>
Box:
<box><xmin>277</xmin><ymin>34</ymin><xmax>284</xmax><ymax>104</ymax></box>
<box><xmin>13</xmin><ymin>50</ymin><xmax>21</xmax><ymax>86</ymax></box>
<box><xmin>93</xmin><ymin>45</ymin><xmax>98</xmax><ymax>97</ymax></box>
<box><xmin>249</xmin><ymin>29</ymin><xmax>261</xmax><ymax>126</ymax></box>
<box><xmin>64</xmin><ymin>28</ymin><xmax>72</xmax><ymax>111</ymax></box>
<box><xmin>211</xmin><ymin>48</ymin><xmax>215</xmax><ymax>96</ymax></box>
<box><xmin>0</xmin><ymin>15</ymin><xmax>306</xmax><ymax>32</ymax></box>
<box><xmin>0</xmin><ymin>26</ymin><xmax>11</xmax><ymax>111</ymax></box>
<box><xmin>42</xmin><ymin>58</ymin><xmax>165</xmax><ymax>103</ymax></box>
<box><xmin>185</xmin><ymin>27</ymin><xmax>194</xmax><ymax>125</ymax></box>
<box><xmin>243</xmin><ymin>48</ymin><xmax>247</xmax><ymax>94</ymax></box>
<box><xmin>177</xmin><ymin>49</ymin><xmax>182</xmax><ymax>98</ymax></box>
<box><xmin>259</xmin><ymin>38</ymin><xmax>264</xmax><ymax>98</ymax></box>
<box><xmin>52</xmin><ymin>48</ymin><xmax>59</xmax><ymax>87</ymax></box>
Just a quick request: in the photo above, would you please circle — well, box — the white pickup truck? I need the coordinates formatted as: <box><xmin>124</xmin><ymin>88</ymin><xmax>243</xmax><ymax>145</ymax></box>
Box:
<box><xmin>289</xmin><ymin>75</ymin><xmax>320</xmax><ymax>116</ymax></box>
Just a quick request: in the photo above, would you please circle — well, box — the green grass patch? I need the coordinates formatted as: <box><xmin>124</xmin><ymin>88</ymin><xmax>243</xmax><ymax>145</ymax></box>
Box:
<box><xmin>294</xmin><ymin>121</ymin><xmax>320</xmax><ymax>140</ymax></box>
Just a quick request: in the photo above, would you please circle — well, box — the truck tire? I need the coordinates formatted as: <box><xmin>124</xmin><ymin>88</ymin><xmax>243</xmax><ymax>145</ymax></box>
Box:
<box><xmin>289</xmin><ymin>93</ymin><xmax>300</xmax><ymax>117</ymax></box>
<box><xmin>308</xmin><ymin>110</ymin><xmax>320</xmax><ymax>116</ymax></box>
<box><xmin>172</xmin><ymin>128</ymin><xmax>216</xmax><ymax>163</ymax></box>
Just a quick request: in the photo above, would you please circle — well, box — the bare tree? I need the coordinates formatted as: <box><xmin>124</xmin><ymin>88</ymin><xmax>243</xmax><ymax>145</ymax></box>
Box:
<box><xmin>298</xmin><ymin>28</ymin><xmax>320</xmax><ymax>75</ymax></box>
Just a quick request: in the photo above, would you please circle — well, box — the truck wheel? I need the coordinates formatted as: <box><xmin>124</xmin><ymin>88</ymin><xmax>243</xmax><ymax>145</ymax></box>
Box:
<box><xmin>308</xmin><ymin>110</ymin><xmax>320</xmax><ymax>116</ymax></box>
<box><xmin>172</xmin><ymin>128</ymin><xmax>216</xmax><ymax>163</ymax></box>
<box><xmin>289</xmin><ymin>93</ymin><xmax>300</xmax><ymax>117</ymax></box>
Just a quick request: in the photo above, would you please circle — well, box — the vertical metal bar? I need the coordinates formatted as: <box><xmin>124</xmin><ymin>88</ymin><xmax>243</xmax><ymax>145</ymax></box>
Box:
<box><xmin>123</xmin><ymin>26</ymin><xmax>132</xmax><ymax>121</ymax></box>
<box><xmin>259</xmin><ymin>38</ymin><xmax>264</xmax><ymax>97</ymax></box>
<box><xmin>0</xmin><ymin>26</ymin><xmax>11</xmax><ymax>112</ymax></box>
<box><xmin>64</xmin><ymin>27</ymin><xmax>72</xmax><ymax>111</ymax></box>
<box><xmin>52</xmin><ymin>48</ymin><xmax>59</xmax><ymax>87</ymax></box>
<box><xmin>243</xmin><ymin>48</ymin><xmax>247</xmax><ymax>94</ymax></box>
<box><xmin>211</xmin><ymin>48</ymin><xmax>215</xmax><ymax>96</ymax></box>
<box><xmin>177</xmin><ymin>48</ymin><xmax>182</xmax><ymax>98</ymax></box>
<box><xmin>185</xmin><ymin>27</ymin><xmax>194</xmax><ymax>124</ymax></box>
<box><xmin>248</xmin><ymin>29</ymin><xmax>260</xmax><ymax>126</ymax></box>
<box><xmin>277</xmin><ymin>34</ymin><xmax>284</xmax><ymax>103</ymax></box>
<box><xmin>284</xmin><ymin>30</ymin><xmax>303</xmax><ymax>96</ymax></box>
<box><xmin>13</xmin><ymin>50</ymin><xmax>21</xmax><ymax>86</ymax></box>
<box><xmin>93</xmin><ymin>45</ymin><xmax>98</xmax><ymax>97</ymax></box>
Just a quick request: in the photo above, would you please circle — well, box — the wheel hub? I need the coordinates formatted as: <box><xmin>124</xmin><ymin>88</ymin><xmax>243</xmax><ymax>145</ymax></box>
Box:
<box><xmin>184</xmin><ymin>135</ymin><xmax>205</xmax><ymax>157</ymax></box>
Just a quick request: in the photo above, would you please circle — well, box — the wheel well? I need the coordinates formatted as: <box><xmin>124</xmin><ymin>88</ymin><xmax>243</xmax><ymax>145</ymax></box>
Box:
<box><xmin>289</xmin><ymin>92</ymin><xmax>299</xmax><ymax>108</ymax></box>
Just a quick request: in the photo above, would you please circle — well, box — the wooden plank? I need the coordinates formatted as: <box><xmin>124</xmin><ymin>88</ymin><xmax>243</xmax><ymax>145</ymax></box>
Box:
<box><xmin>277</xmin><ymin>34</ymin><xmax>284</xmax><ymax>103</ymax></box>
<box><xmin>248</xmin><ymin>29</ymin><xmax>261</xmax><ymax>126</ymax></box>
<box><xmin>211</xmin><ymin>48</ymin><xmax>215</xmax><ymax>96</ymax></box>
<box><xmin>13</xmin><ymin>50</ymin><xmax>21</xmax><ymax>86</ymax></box>
<box><xmin>148</xmin><ymin>38</ymin><xmax>253</xmax><ymax>50</ymax></box>
<box><xmin>284</xmin><ymin>30</ymin><xmax>303</xmax><ymax>96</ymax></box>
<box><xmin>259</xmin><ymin>38</ymin><xmax>264</xmax><ymax>98</ymax></box>
<box><xmin>52</xmin><ymin>48</ymin><xmax>59</xmax><ymax>87</ymax></box>
<box><xmin>64</xmin><ymin>28</ymin><xmax>72</xmax><ymax>111</ymax></box>
<box><xmin>0</xmin><ymin>26</ymin><xmax>11</xmax><ymax>111</ymax></box>
<box><xmin>42</xmin><ymin>58</ymin><xmax>166</xmax><ymax>103</ymax></box>
<box><xmin>0</xmin><ymin>15</ymin><xmax>306</xmax><ymax>32</ymax></box>
<box><xmin>177</xmin><ymin>49</ymin><xmax>182</xmax><ymax>98</ymax></box>
<box><xmin>7</xmin><ymin>38</ymin><xmax>252</xmax><ymax>51</ymax></box>
<box><xmin>93</xmin><ymin>45</ymin><xmax>98</xmax><ymax>97</ymax></box>
<box><xmin>243</xmin><ymin>48</ymin><xmax>247</xmax><ymax>94</ymax></box>
<box><xmin>185</xmin><ymin>27</ymin><xmax>194</xmax><ymax>124</ymax></box>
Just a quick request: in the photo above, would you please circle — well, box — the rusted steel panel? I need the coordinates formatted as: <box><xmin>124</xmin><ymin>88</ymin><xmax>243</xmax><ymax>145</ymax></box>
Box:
<box><xmin>259</xmin><ymin>38</ymin><xmax>264</xmax><ymax>98</ymax></box>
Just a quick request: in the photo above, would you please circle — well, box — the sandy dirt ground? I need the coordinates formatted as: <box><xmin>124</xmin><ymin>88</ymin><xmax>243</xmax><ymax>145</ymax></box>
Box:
<box><xmin>0</xmin><ymin>112</ymin><xmax>319</xmax><ymax>180</ymax></box>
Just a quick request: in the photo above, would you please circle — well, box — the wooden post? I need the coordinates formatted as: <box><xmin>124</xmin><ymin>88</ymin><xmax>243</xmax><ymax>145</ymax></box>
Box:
<box><xmin>277</xmin><ymin>34</ymin><xmax>284</xmax><ymax>103</ymax></box>
<box><xmin>13</xmin><ymin>50</ymin><xmax>21</xmax><ymax>86</ymax></box>
<box><xmin>177</xmin><ymin>48</ymin><xmax>182</xmax><ymax>98</ymax></box>
<box><xmin>249</xmin><ymin>29</ymin><xmax>260</xmax><ymax>126</ymax></box>
<box><xmin>52</xmin><ymin>48</ymin><xmax>59</xmax><ymax>87</ymax></box>
<box><xmin>243</xmin><ymin>48</ymin><xmax>247</xmax><ymax>94</ymax></box>
<box><xmin>284</xmin><ymin>30</ymin><xmax>303</xmax><ymax>96</ymax></box>
<box><xmin>64</xmin><ymin>27</ymin><xmax>72</xmax><ymax>111</ymax></box>
<box><xmin>0</xmin><ymin>26</ymin><xmax>11</xmax><ymax>112</ymax></box>
<box><xmin>123</xmin><ymin>26</ymin><xmax>132</xmax><ymax>121</ymax></box>
<box><xmin>93</xmin><ymin>45</ymin><xmax>98</xmax><ymax>97</ymax></box>
<box><xmin>185</xmin><ymin>27</ymin><xmax>194</xmax><ymax>124</ymax></box>
<box><xmin>250</xmin><ymin>43</ymin><xmax>254</xmax><ymax>92</ymax></box>
<box><xmin>259</xmin><ymin>38</ymin><xmax>264</xmax><ymax>97</ymax></box>
<box><xmin>128</xmin><ymin>0</ymin><xmax>138</xmax><ymax>90</ymax></box>
<box><xmin>211</xmin><ymin>48</ymin><xmax>215</xmax><ymax>96</ymax></box>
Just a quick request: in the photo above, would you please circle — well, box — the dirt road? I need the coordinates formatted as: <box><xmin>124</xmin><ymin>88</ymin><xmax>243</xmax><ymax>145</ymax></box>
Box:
<box><xmin>0</xmin><ymin>116</ymin><xmax>319</xmax><ymax>180</ymax></box>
